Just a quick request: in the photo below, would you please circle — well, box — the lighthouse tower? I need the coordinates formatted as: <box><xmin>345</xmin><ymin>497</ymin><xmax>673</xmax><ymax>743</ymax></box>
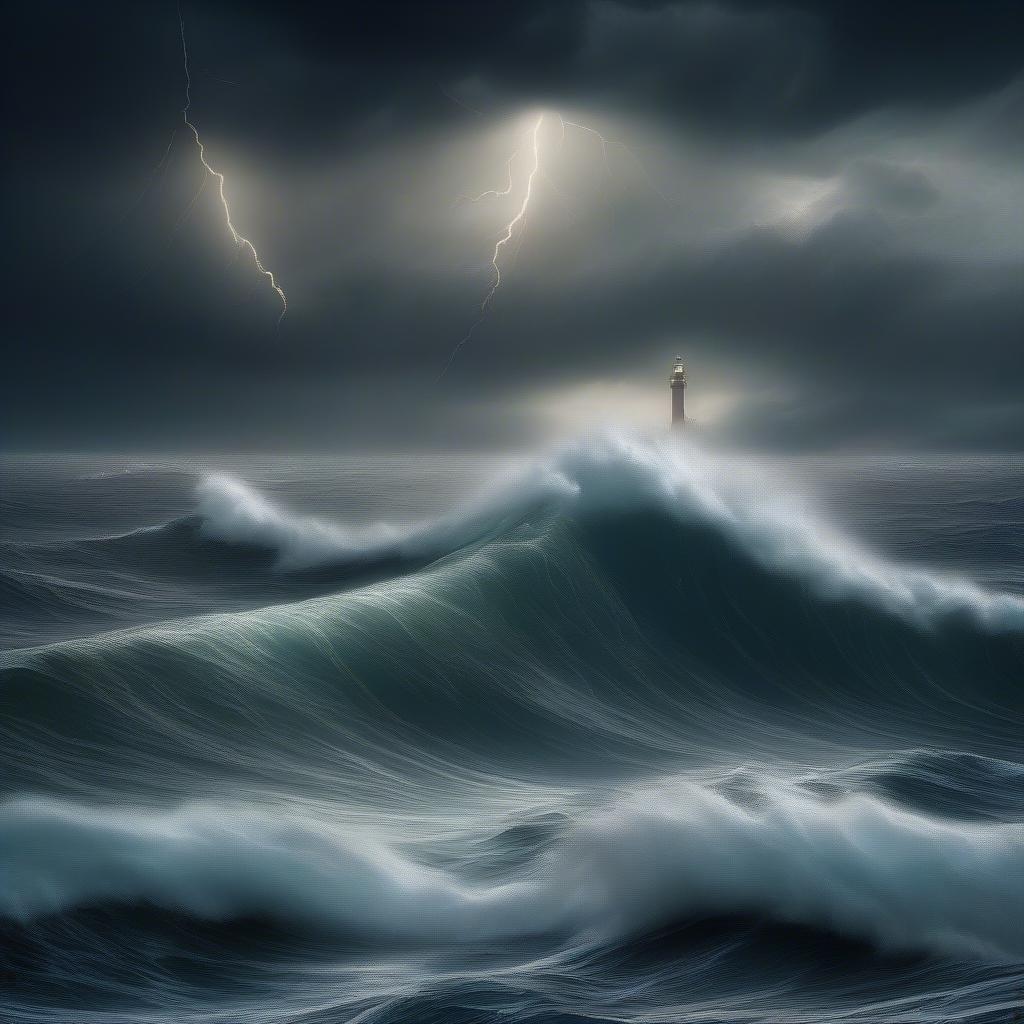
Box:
<box><xmin>670</xmin><ymin>356</ymin><xmax>687</xmax><ymax>428</ymax></box>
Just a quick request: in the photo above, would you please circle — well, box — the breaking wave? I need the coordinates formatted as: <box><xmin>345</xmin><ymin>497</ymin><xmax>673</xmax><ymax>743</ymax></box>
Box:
<box><xmin>4</xmin><ymin>777</ymin><xmax>1023</xmax><ymax>961</ymax></box>
<box><xmin>193</xmin><ymin>460</ymin><xmax>573</xmax><ymax>570</ymax></box>
<box><xmin>4</xmin><ymin>434</ymin><xmax>1024</xmax><ymax>1023</ymax></box>
<box><xmin>195</xmin><ymin>434</ymin><xmax>1024</xmax><ymax>628</ymax></box>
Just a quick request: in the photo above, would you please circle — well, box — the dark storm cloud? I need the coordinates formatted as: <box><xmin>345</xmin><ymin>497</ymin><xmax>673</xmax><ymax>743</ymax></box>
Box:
<box><xmin>5</xmin><ymin>1</ymin><xmax>1024</xmax><ymax>450</ymax></box>
<box><xmin>190</xmin><ymin>0</ymin><xmax>1024</xmax><ymax>138</ymax></box>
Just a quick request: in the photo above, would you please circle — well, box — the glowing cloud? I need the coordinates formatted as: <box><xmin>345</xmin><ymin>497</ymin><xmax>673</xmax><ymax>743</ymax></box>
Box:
<box><xmin>443</xmin><ymin>111</ymin><xmax>664</xmax><ymax>375</ymax></box>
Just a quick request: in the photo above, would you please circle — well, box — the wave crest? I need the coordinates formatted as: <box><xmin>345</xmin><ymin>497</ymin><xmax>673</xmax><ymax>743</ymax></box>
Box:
<box><xmin>197</xmin><ymin>434</ymin><xmax>1024</xmax><ymax>629</ymax></box>
<box><xmin>195</xmin><ymin>460</ymin><xmax>576</xmax><ymax>571</ymax></box>
<box><xmin>3</xmin><ymin>779</ymin><xmax>1022</xmax><ymax>960</ymax></box>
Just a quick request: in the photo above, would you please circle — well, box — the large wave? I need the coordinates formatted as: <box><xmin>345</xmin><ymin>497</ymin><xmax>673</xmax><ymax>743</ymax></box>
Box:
<box><xmin>3</xmin><ymin>434</ymin><xmax>1023</xmax><ymax>800</ymax></box>
<box><xmin>196</xmin><ymin>434</ymin><xmax>1024</xmax><ymax>629</ymax></box>
<box><xmin>4</xmin><ymin>437</ymin><xmax>1024</xmax><ymax>1024</ymax></box>
<box><xmin>194</xmin><ymin>458</ymin><xmax>574</xmax><ymax>570</ymax></box>
<box><xmin>3</xmin><ymin>776</ymin><xmax>1022</xmax><ymax>961</ymax></box>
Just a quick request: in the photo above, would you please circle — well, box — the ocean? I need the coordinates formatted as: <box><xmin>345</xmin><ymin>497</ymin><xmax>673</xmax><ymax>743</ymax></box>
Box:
<box><xmin>1</xmin><ymin>434</ymin><xmax>1022</xmax><ymax>1023</ymax></box>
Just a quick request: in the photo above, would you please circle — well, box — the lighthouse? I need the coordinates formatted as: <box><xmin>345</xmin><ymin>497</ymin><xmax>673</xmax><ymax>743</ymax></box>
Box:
<box><xmin>670</xmin><ymin>356</ymin><xmax>687</xmax><ymax>428</ymax></box>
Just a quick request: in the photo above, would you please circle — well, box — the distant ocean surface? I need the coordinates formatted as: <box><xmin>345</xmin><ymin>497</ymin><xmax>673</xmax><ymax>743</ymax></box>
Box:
<box><xmin>1</xmin><ymin>436</ymin><xmax>1022</xmax><ymax>1023</ymax></box>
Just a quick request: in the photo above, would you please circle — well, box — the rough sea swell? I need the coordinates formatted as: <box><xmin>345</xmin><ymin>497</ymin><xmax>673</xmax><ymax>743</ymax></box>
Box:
<box><xmin>1</xmin><ymin>436</ymin><xmax>1022</xmax><ymax>1022</ymax></box>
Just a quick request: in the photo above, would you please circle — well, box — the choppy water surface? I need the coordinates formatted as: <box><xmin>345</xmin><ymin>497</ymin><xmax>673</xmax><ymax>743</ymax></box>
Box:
<box><xmin>1</xmin><ymin>438</ymin><xmax>1022</xmax><ymax>1023</ymax></box>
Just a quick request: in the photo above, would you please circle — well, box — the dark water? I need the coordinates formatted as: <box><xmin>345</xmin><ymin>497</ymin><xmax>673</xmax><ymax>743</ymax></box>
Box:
<box><xmin>1</xmin><ymin>436</ymin><xmax>1022</xmax><ymax>1023</ymax></box>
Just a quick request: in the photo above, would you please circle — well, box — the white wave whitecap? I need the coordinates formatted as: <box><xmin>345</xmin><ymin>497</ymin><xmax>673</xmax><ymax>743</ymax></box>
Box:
<box><xmin>2</xmin><ymin>779</ymin><xmax>1022</xmax><ymax>961</ymax></box>
<box><xmin>195</xmin><ymin>461</ymin><xmax>577</xmax><ymax>570</ymax></box>
<box><xmin>196</xmin><ymin>433</ymin><xmax>1024</xmax><ymax>630</ymax></box>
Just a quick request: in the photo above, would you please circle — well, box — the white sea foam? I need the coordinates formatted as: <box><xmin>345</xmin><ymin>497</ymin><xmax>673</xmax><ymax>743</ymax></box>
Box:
<box><xmin>558</xmin><ymin>434</ymin><xmax>1024</xmax><ymax>629</ymax></box>
<box><xmin>196</xmin><ymin>433</ymin><xmax>1024</xmax><ymax>629</ymax></box>
<box><xmin>196</xmin><ymin>462</ymin><xmax>576</xmax><ymax>571</ymax></box>
<box><xmin>2</xmin><ymin>780</ymin><xmax>1022</xmax><ymax>960</ymax></box>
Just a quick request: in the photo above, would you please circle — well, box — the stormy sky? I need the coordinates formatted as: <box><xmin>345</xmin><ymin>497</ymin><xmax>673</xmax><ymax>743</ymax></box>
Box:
<box><xmin>6</xmin><ymin>0</ymin><xmax>1024</xmax><ymax>451</ymax></box>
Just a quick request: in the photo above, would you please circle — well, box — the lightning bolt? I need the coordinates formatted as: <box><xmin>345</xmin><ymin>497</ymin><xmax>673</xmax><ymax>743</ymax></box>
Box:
<box><xmin>457</xmin><ymin>145</ymin><xmax>520</xmax><ymax>206</ymax></box>
<box><xmin>441</xmin><ymin>114</ymin><xmax>543</xmax><ymax>376</ymax></box>
<box><xmin>443</xmin><ymin>111</ymin><xmax>666</xmax><ymax>374</ymax></box>
<box><xmin>477</xmin><ymin>115</ymin><xmax>544</xmax><ymax>316</ymax></box>
<box><xmin>177</xmin><ymin>5</ymin><xmax>287</xmax><ymax>326</ymax></box>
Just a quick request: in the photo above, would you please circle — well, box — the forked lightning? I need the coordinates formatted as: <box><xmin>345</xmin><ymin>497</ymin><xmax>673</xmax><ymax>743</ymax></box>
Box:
<box><xmin>178</xmin><ymin>6</ymin><xmax>287</xmax><ymax>326</ymax></box>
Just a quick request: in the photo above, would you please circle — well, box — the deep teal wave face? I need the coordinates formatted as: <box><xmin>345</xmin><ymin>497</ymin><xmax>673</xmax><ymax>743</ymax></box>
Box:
<box><xmin>1</xmin><ymin>436</ymin><xmax>1023</xmax><ymax>1023</ymax></box>
<box><xmin>4</xmin><ymin>440</ymin><xmax>1022</xmax><ymax>792</ymax></box>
